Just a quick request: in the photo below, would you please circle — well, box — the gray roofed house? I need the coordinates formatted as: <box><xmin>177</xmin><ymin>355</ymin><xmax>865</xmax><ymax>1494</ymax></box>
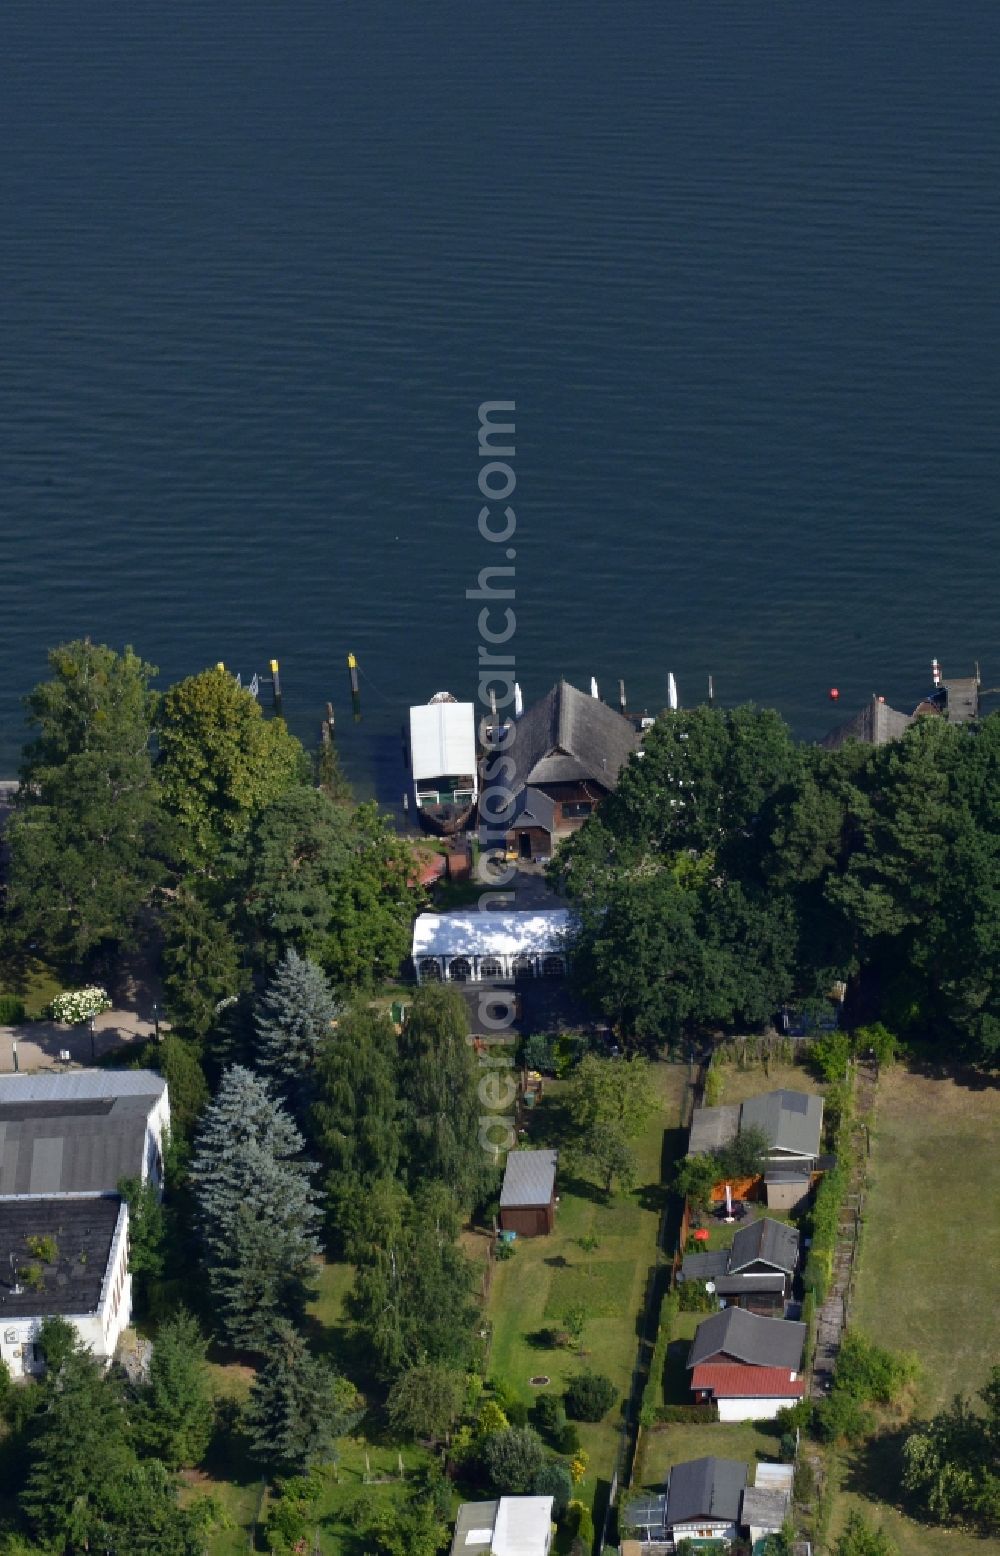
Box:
<box><xmin>0</xmin><ymin>1071</ymin><xmax>169</xmax><ymax>1194</ymax></box>
<box><xmin>0</xmin><ymin>1194</ymin><xmax>122</xmax><ymax>1319</ymax></box>
<box><xmin>449</xmin><ymin>1495</ymin><xmax>554</xmax><ymax>1556</ymax></box>
<box><xmin>740</xmin><ymin>1090</ymin><xmax>823</xmax><ymax>1163</ymax></box>
<box><xmin>451</xmin><ymin>1498</ymin><xmax>499</xmax><ymax>1556</ymax></box>
<box><xmin>664</xmin><ymin>1456</ymin><xmax>748</xmax><ymax>1528</ymax></box>
<box><xmin>492</xmin><ymin>786</ymin><xmax>557</xmax><ymax>838</ymax></box>
<box><xmin>728</xmin><ymin>1216</ymin><xmax>800</xmax><ymax>1276</ymax></box>
<box><xmin>506</xmin><ymin>680</ymin><xmax>641</xmax><ymax>795</ymax></box>
<box><xmin>686</xmin><ymin>1089</ymin><xmax>823</xmax><ymax>1167</ymax></box>
<box><xmin>0</xmin><ymin>1072</ymin><xmax>166</xmax><ymax>1105</ymax></box>
<box><xmin>687</xmin><ymin>1307</ymin><xmax>806</xmax><ymax>1371</ymax></box>
<box><xmin>0</xmin><ymin>1192</ymin><xmax>134</xmax><ymax>1377</ymax></box>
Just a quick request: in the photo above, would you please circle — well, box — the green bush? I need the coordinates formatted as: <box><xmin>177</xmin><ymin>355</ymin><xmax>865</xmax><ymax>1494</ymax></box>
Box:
<box><xmin>653</xmin><ymin>1402</ymin><xmax>718</xmax><ymax>1423</ymax></box>
<box><xmin>835</xmin><ymin>1332</ymin><xmax>918</xmax><ymax>1405</ymax></box>
<box><xmin>678</xmin><ymin>1278</ymin><xmax>716</xmax><ymax>1312</ymax></box>
<box><xmin>0</xmin><ymin>995</ymin><xmax>26</xmax><ymax>1024</ymax></box>
<box><xmin>533</xmin><ymin>1392</ymin><xmax>566</xmax><ymax>1440</ymax></box>
<box><xmin>522</xmin><ymin>1033</ymin><xmax>556</xmax><ymax>1073</ymax></box>
<box><xmin>505</xmin><ymin>1397</ymin><xmax>529</xmax><ymax>1428</ymax></box>
<box><xmin>808</xmin><ymin>1028</ymin><xmax>851</xmax><ymax>1082</ymax></box>
<box><xmin>564</xmin><ymin>1371</ymin><xmax>617</xmax><ymax>1422</ymax></box>
<box><xmin>564</xmin><ymin>1499</ymin><xmax>594</xmax><ymax>1543</ymax></box>
<box><xmin>854</xmin><ymin>1023</ymin><xmax>897</xmax><ymax>1069</ymax></box>
<box><xmin>557</xmin><ymin>1422</ymin><xmax>581</xmax><ymax>1454</ymax></box>
<box><xmin>532</xmin><ymin>1459</ymin><xmax>573</xmax><ymax>1517</ymax></box>
<box><xmin>703</xmin><ymin>1064</ymin><xmax>724</xmax><ymax>1106</ymax></box>
<box><xmin>814</xmin><ymin>1386</ymin><xmax>869</xmax><ymax>1444</ymax></box>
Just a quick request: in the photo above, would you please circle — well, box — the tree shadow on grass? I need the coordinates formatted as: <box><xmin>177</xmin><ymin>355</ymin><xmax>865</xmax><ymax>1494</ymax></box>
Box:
<box><xmin>840</xmin><ymin>1425</ymin><xmax>918</xmax><ymax>1517</ymax></box>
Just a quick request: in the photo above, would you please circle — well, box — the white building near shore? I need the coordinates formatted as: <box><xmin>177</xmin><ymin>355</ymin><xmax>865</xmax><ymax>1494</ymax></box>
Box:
<box><xmin>412</xmin><ymin>909</ymin><xmax>574</xmax><ymax>984</ymax></box>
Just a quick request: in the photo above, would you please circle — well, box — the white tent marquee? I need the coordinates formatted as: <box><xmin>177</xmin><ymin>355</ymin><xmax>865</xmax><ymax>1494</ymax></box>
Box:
<box><xmin>412</xmin><ymin>909</ymin><xmax>573</xmax><ymax>984</ymax></box>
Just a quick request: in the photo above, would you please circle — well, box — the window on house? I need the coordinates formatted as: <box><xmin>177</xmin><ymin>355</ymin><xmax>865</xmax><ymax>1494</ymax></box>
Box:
<box><xmin>561</xmin><ymin>801</ymin><xmax>593</xmax><ymax>819</ymax></box>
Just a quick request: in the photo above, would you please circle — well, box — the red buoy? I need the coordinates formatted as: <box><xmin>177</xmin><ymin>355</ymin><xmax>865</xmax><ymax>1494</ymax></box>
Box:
<box><xmin>829</xmin><ymin>687</ymin><xmax>840</xmax><ymax>701</ymax></box>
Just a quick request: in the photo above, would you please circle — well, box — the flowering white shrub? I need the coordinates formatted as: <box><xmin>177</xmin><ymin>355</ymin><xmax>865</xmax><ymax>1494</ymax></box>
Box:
<box><xmin>48</xmin><ymin>987</ymin><xmax>112</xmax><ymax>1025</ymax></box>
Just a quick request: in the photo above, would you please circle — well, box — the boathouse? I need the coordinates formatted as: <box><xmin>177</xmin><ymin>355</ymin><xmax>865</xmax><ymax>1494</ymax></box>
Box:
<box><xmin>489</xmin><ymin>680</ymin><xmax>640</xmax><ymax>858</ymax></box>
<box><xmin>411</xmin><ymin>909</ymin><xmax>573</xmax><ymax>984</ymax></box>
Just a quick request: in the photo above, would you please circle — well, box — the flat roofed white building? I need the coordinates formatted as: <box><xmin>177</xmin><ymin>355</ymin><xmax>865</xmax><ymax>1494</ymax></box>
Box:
<box><xmin>0</xmin><ymin>1193</ymin><xmax>131</xmax><ymax>1377</ymax></box>
<box><xmin>412</xmin><ymin>909</ymin><xmax>573</xmax><ymax>984</ymax></box>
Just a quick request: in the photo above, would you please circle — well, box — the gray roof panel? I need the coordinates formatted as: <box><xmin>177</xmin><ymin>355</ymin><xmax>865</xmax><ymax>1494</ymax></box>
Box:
<box><xmin>500</xmin><ymin>1149</ymin><xmax>558</xmax><ymax>1209</ymax></box>
<box><xmin>740</xmin><ymin>1090</ymin><xmax>823</xmax><ymax>1158</ymax></box>
<box><xmin>728</xmin><ymin>1217</ymin><xmax>800</xmax><ymax>1275</ymax></box>
<box><xmin>504</xmin><ymin>681</ymin><xmax>640</xmax><ymax>801</ymax></box>
<box><xmin>665</xmin><ymin>1457</ymin><xmax>747</xmax><ymax>1526</ymax></box>
<box><xmin>0</xmin><ymin>1071</ymin><xmax>164</xmax><ymax>1105</ymax></box>
<box><xmin>687</xmin><ymin>1308</ymin><xmax>806</xmax><ymax>1370</ymax></box>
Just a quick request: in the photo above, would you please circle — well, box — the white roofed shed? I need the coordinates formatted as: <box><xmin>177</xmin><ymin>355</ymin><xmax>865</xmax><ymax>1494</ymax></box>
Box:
<box><xmin>412</xmin><ymin>910</ymin><xmax>573</xmax><ymax>984</ymax></box>
<box><xmin>409</xmin><ymin>702</ymin><xmax>477</xmax><ymax>784</ymax></box>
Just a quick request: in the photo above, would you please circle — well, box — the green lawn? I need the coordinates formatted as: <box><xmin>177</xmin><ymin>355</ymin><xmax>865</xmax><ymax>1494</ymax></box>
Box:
<box><xmin>827</xmin><ymin>1063</ymin><xmax>1000</xmax><ymax>1556</ymax></box>
<box><xmin>636</xmin><ymin>1420</ymin><xmax>779</xmax><ymax>1489</ymax></box>
<box><xmin>708</xmin><ymin>1054</ymin><xmax>825</xmax><ymax>1109</ymax></box>
<box><xmin>487</xmin><ymin>1061</ymin><xmax>689</xmax><ymax>1520</ymax></box>
<box><xmin>0</xmin><ymin>952</ymin><xmax>64</xmax><ymax>1018</ymax></box>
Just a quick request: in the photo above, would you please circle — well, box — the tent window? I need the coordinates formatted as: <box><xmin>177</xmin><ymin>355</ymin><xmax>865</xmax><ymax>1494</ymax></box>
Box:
<box><xmin>480</xmin><ymin>957</ymin><xmax>503</xmax><ymax>980</ymax></box>
<box><xmin>512</xmin><ymin>955</ymin><xmax>534</xmax><ymax>979</ymax></box>
<box><xmin>542</xmin><ymin>955</ymin><xmax>565</xmax><ymax>978</ymax></box>
<box><xmin>419</xmin><ymin>958</ymin><xmax>442</xmax><ymax>981</ymax></box>
<box><xmin>449</xmin><ymin>957</ymin><xmax>472</xmax><ymax>982</ymax></box>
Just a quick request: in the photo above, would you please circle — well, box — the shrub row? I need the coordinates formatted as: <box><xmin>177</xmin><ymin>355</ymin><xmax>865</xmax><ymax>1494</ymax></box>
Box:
<box><xmin>0</xmin><ymin>995</ymin><xmax>26</xmax><ymax>1024</ymax></box>
<box><xmin>802</xmin><ymin>1072</ymin><xmax>856</xmax><ymax>1304</ymax></box>
<box><xmin>639</xmin><ymin>1288</ymin><xmax>678</xmax><ymax>1427</ymax></box>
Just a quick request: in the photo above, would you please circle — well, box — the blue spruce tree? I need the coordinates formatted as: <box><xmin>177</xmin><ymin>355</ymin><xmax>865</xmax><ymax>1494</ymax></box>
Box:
<box><xmin>255</xmin><ymin>948</ymin><xmax>338</xmax><ymax>1116</ymax></box>
<box><xmin>190</xmin><ymin>1066</ymin><xmax>321</xmax><ymax>1349</ymax></box>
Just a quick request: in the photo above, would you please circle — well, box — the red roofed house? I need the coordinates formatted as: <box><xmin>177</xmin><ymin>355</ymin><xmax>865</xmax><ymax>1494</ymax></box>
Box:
<box><xmin>687</xmin><ymin>1308</ymin><xmax>806</xmax><ymax>1422</ymax></box>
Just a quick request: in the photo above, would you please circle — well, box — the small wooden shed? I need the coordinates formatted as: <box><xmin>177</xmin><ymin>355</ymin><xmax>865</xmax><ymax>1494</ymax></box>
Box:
<box><xmin>499</xmin><ymin>1149</ymin><xmax>558</xmax><ymax>1237</ymax></box>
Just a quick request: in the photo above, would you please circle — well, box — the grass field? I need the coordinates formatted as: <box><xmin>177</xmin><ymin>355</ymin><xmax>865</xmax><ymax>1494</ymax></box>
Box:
<box><xmin>708</xmin><ymin>1053</ymin><xmax>824</xmax><ymax>1108</ymax></box>
<box><xmin>827</xmin><ymin>1063</ymin><xmax>1000</xmax><ymax>1556</ymax></box>
<box><xmin>487</xmin><ymin>1061</ymin><xmax>690</xmax><ymax>1522</ymax></box>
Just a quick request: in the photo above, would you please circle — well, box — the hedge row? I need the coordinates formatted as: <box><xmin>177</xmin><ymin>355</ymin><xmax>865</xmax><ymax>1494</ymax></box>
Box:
<box><xmin>639</xmin><ymin>1288</ymin><xmax>679</xmax><ymax>1426</ymax></box>
<box><xmin>802</xmin><ymin>1073</ymin><xmax>856</xmax><ymax>1305</ymax></box>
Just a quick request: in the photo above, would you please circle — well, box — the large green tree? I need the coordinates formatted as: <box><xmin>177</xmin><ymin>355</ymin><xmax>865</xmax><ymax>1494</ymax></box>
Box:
<box><xmin>132</xmin><ymin>1309</ymin><xmax>214</xmax><ymax>1470</ymax></box>
<box><xmin>255</xmin><ymin>949</ymin><xmax>338</xmax><ymax>1116</ymax></box>
<box><xmin>227</xmin><ymin>788</ymin><xmax>419</xmax><ymax>982</ymax></box>
<box><xmin>19</xmin><ymin>1335</ymin><xmax>206</xmax><ymax>1553</ymax></box>
<box><xmin>161</xmin><ymin>886</ymin><xmax>247</xmax><ymax>1043</ymax></box>
<box><xmin>245</xmin><ymin>1320</ymin><xmax>360</xmax><ymax>1475</ymax></box>
<box><xmin>6</xmin><ymin>641</ymin><xmax>165</xmax><ymax>965</ymax></box>
<box><xmin>348</xmin><ymin>1181</ymin><xmax>477</xmax><ymax>1380</ymax></box>
<box><xmin>312</xmin><ymin>1005</ymin><xmax>402</xmax><ymax>1248</ymax></box>
<box><xmin>190</xmin><ymin>1066</ymin><xmax>322</xmax><ymax>1348</ymax></box>
<box><xmin>157</xmin><ymin>667</ymin><xmax>305</xmax><ymax>865</ymax></box>
<box><xmin>396</xmin><ymin>985</ymin><xmax>483</xmax><ymax>1203</ymax></box>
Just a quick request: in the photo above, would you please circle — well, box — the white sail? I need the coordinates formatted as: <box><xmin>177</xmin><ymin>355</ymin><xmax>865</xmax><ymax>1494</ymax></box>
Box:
<box><xmin>590</xmin><ymin>676</ymin><xmax>599</xmax><ymax>700</ymax></box>
<box><xmin>514</xmin><ymin>682</ymin><xmax>524</xmax><ymax>718</ymax></box>
<box><xmin>667</xmin><ymin>672</ymin><xmax>679</xmax><ymax>711</ymax></box>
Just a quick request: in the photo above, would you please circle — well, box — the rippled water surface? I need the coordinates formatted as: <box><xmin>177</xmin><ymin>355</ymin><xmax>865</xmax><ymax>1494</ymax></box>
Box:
<box><xmin>3</xmin><ymin>2</ymin><xmax>998</xmax><ymax>796</ymax></box>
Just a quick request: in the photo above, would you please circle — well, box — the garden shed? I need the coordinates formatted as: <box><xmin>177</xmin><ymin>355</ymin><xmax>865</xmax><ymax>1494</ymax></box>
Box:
<box><xmin>499</xmin><ymin>1149</ymin><xmax>558</xmax><ymax>1237</ymax></box>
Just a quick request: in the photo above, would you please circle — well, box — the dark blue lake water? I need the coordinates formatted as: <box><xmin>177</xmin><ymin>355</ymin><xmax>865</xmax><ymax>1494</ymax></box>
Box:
<box><xmin>3</xmin><ymin>2</ymin><xmax>999</xmax><ymax>801</ymax></box>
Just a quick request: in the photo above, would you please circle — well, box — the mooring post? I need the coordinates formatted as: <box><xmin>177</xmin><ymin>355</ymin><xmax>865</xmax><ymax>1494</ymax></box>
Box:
<box><xmin>348</xmin><ymin>653</ymin><xmax>361</xmax><ymax>719</ymax></box>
